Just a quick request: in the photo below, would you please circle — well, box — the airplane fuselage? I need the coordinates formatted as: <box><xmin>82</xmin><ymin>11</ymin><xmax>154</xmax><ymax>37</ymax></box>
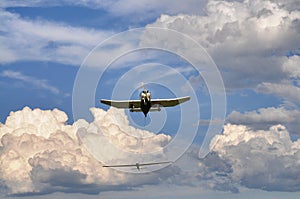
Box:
<box><xmin>141</xmin><ymin>96</ymin><xmax>151</xmax><ymax>117</ymax></box>
<box><xmin>135</xmin><ymin>163</ymin><xmax>140</xmax><ymax>170</ymax></box>
<box><xmin>140</xmin><ymin>90</ymin><xmax>151</xmax><ymax>117</ymax></box>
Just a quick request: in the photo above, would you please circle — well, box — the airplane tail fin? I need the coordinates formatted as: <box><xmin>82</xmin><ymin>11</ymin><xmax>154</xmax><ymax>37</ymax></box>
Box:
<box><xmin>141</xmin><ymin>82</ymin><xmax>146</xmax><ymax>90</ymax></box>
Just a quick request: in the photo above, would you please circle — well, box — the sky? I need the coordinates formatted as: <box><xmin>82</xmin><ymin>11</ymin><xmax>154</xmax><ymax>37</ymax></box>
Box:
<box><xmin>0</xmin><ymin>0</ymin><xmax>300</xmax><ymax>198</ymax></box>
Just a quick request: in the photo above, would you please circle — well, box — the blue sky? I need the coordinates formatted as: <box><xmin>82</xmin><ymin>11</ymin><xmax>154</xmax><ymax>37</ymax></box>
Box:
<box><xmin>0</xmin><ymin>0</ymin><xmax>300</xmax><ymax>198</ymax></box>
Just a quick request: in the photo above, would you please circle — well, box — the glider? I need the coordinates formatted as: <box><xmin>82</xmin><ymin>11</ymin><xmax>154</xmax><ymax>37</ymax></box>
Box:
<box><xmin>103</xmin><ymin>161</ymin><xmax>172</xmax><ymax>170</ymax></box>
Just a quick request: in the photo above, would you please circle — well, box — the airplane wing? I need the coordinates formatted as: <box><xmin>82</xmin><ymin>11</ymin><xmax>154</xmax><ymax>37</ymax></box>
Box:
<box><xmin>103</xmin><ymin>161</ymin><xmax>172</xmax><ymax>168</ymax></box>
<box><xmin>103</xmin><ymin>164</ymin><xmax>137</xmax><ymax>168</ymax></box>
<box><xmin>101</xmin><ymin>96</ymin><xmax>190</xmax><ymax>109</ymax></box>
<box><xmin>100</xmin><ymin>99</ymin><xmax>141</xmax><ymax>108</ymax></box>
<box><xmin>151</xmin><ymin>96</ymin><xmax>190</xmax><ymax>107</ymax></box>
<box><xmin>138</xmin><ymin>161</ymin><xmax>172</xmax><ymax>166</ymax></box>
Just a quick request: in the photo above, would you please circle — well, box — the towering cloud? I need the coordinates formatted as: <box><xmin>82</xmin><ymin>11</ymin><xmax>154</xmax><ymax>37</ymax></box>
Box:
<box><xmin>0</xmin><ymin>107</ymin><xmax>172</xmax><ymax>195</ymax></box>
<box><xmin>1</xmin><ymin>107</ymin><xmax>300</xmax><ymax>195</ymax></box>
<box><xmin>198</xmin><ymin>124</ymin><xmax>300</xmax><ymax>192</ymax></box>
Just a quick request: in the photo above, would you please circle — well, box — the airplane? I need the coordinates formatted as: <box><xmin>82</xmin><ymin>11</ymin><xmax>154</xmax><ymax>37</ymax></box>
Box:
<box><xmin>103</xmin><ymin>161</ymin><xmax>172</xmax><ymax>170</ymax></box>
<box><xmin>100</xmin><ymin>83</ymin><xmax>190</xmax><ymax>117</ymax></box>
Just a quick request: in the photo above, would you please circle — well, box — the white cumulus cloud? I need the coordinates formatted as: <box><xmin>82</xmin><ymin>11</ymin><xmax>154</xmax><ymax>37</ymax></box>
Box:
<box><xmin>0</xmin><ymin>107</ymin><xmax>173</xmax><ymax>195</ymax></box>
<box><xmin>1</xmin><ymin>107</ymin><xmax>300</xmax><ymax>195</ymax></box>
<box><xmin>199</xmin><ymin>123</ymin><xmax>300</xmax><ymax>192</ymax></box>
<box><xmin>198</xmin><ymin>124</ymin><xmax>300</xmax><ymax>192</ymax></box>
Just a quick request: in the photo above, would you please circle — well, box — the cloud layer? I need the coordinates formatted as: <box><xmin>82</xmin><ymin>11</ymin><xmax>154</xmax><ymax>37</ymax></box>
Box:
<box><xmin>0</xmin><ymin>9</ymin><xmax>110</xmax><ymax>65</ymax></box>
<box><xmin>0</xmin><ymin>0</ymin><xmax>207</xmax><ymax>17</ymax></box>
<box><xmin>1</xmin><ymin>107</ymin><xmax>300</xmax><ymax>195</ymax></box>
<box><xmin>0</xmin><ymin>107</ymin><xmax>172</xmax><ymax>195</ymax></box>
<box><xmin>0</xmin><ymin>0</ymin><xmax>207</xmax><ymax>66</ymax></box>
<box><xmin>227</xmin><ymin>107</ymin><xmax>300</xmax><ymax>135</ymax></box>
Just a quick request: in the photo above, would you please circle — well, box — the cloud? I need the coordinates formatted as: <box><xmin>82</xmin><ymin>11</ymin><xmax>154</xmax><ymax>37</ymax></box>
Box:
<box><xmin>1</xmin><ymin>107</ymin><xmax>300</xmax><ymax>195</ymax></box>
<box><xmin>282</xmin><ymin>55</ymin><xmax>300</xmax><ymax>78</ymax></box>
<box><xmin>0</xmin><ymin>0</ymin><xmax>207</xmax><ymax>17</ymax></box>
<box><xmin>1</xmin><ymin>0</ymin><xmax>299</xmax><ymax>84</ymax></box>
<box><xmin>0</xmin><ymin>9</ymin><xmax>147</xmax><ymax>68</ymax></box>
<box><xmin>198</xmin><ymin>123</ymin><xmax>300</xmax><ymax>192</ymax></box>
<box><xmin>143</xmin><ymin>0</ymin><xmax>300</xmax><ymax>90</ymax></box>
<box><xmin>104</xmin><ymin>0</ymin><xmax>207</xmax><ymax>17</ymax></box>
<box><xmin>0</xmin><ymin>70</ymin><xmax>62</xmax><ymax>95</ymax></box>
<box><xmin>0</xmin><ymin>107</ymin><xmax>174</xmax><ymax>195</ymax></box>
<box><xmin>227</xmin><ymin>107</ymin><xmax>300</xmax><ymax>135</ymax></box>
<box><xmin>256</xmin><ymin>81</ymin><xmax>300</xmax><ymax>105</ymax></box>
<box><xmin>1</xmin><ymin>0</ymin><xmax>300</xmax><ymax>195</ymax></box>
<box><xmin>0</xmin><ymin>9</ymin><xmax>110</xmax><ymax>65</ymax></box>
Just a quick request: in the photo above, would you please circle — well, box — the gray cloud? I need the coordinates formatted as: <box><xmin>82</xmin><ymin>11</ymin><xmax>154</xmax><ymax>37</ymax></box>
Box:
<box><xmin>144</xmin><ymin>0</ymin><xmax>300</xmax><ymax>91</ymax></box>
<box><xmin>227</xmin><ymin>107</ymin><xmax>300</xmax><ymax>135</ymax></box>
<box><xmin>256</xmin><ymin>81</ymin><xmax>300</xmax><ymax>105</ymax></box>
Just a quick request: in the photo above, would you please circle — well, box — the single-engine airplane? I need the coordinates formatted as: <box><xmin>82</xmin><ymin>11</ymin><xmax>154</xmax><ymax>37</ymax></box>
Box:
<box><xmin>100</xmin><ymin>83</ymin><xmax>190</xmax><ymax>117</ymax></box>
